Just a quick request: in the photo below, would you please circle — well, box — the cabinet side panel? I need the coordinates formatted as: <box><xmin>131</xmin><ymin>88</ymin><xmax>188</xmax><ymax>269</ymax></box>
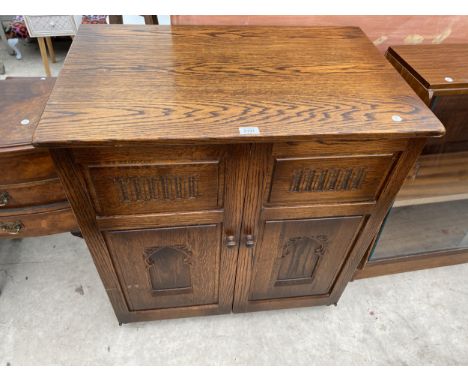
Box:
<box><xmin>49</xmin><ymin>148</ymin><xmax>131</xmax><ymax>323</ymax></box>
<box><xmin>339</xmin><ymin>138</ymin><xmax>428</xmax><ymax>294</ymax></box>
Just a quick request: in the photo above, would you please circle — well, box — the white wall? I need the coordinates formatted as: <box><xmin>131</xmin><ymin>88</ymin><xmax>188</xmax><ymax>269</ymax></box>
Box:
<box><xmin>121</xmin><ymin>15</ymin><xmax>171</xmax><ymax>25</ymax></box>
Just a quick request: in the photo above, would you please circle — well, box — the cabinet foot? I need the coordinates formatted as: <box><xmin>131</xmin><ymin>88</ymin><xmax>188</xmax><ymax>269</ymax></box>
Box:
<box><xmin>70</xmin><ymin>231</ymin><xmax>83</xmax><ymax>239</ymax></box>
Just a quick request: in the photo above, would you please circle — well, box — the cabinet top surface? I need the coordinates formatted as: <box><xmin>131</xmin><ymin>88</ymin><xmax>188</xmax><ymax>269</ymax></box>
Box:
<box><xmin>34</xmin><ymin>25</ymin><xmax>444</xmax><ymax>147</ymax></box>
<box><xmin>388</xmin><ymin>44</ymin><xmax>468</xmax><ymax>90</ymax></box>
<box><xmin>1</xmin><ymin>77</ymin><xmax>55</xmax><ymax>151</ymax></box>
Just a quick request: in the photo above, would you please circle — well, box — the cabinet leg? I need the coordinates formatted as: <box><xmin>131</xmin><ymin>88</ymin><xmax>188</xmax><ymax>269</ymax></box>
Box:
<box><xmin>37</xmin><ymin>37</ymin><xmax>51</xmax><ymax>77</ymax></box>
<box><xmin>45</xmin><ymin>37</ymin><xmax>56</xmax><ymax>63</ymax></box>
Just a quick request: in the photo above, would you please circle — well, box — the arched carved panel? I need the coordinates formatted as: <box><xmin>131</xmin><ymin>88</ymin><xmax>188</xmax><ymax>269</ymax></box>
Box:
<box><xmin>275</xmin><ymin>235</ymin><xmax>328</xmax><ymax>286</ymax></box>
<box><xmin>143</xmin><ymin>245</ymin><xmax>193</xmax><ymax>295</ymax></box>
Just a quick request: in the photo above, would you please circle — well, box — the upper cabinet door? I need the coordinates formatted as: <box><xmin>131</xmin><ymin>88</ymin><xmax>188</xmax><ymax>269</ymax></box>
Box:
<box><xmin>233</xmin><ymin>140</ymin><xmax>407</xmax><ymax>313</ymax></box>
<box><xmin>71</xmin><ymin>144</ymin><xmax>251</xmax><ymax>322</ymax></box>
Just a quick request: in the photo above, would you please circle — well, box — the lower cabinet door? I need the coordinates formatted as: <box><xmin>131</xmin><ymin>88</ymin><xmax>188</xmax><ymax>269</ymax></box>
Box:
<box><xmin>235</xmin><ymin>216</ymin><xmax>364</xmax><ymax>311</ymax></box>
<box><xmin>105</xmin><ymin>224</ymin><xmax>222</xmax><ymax>311</ymax></box>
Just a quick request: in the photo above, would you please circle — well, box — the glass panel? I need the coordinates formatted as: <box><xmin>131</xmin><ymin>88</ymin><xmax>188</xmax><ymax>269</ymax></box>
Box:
<box><xmin>370</xmin><ymin>85</ymin><xmax>468</xmax><ymax>262</ymax></box>
<box><xmin>371</xmin><ymin>199</ymin><xmax>468</xmax><ymax>260</ymax></box>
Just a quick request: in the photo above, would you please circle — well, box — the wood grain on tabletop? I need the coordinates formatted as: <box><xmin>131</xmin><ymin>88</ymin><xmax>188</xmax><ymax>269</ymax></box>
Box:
<box><xmin>33</xmin><ymin>25</ymin><xmax>444</xmax><ymax>147</ymax></box>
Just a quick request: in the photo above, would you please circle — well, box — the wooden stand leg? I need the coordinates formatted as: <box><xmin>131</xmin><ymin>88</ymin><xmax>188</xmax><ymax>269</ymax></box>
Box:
<box><xmin>37</xmin><ymin>37</ymin><xmax>51</xmax><ymax>77</ymax></box>
<box><xmin>45</xmin><ymin>37</ymin><xmax>56</xmax><ymax>63</ymax></box>
<box><xmin>108</xmin><ymin>15</ymin><xmax>123</xmax><ymax>24</ymax></box>
<box><xmin>143</xmin><ymin>15</ymin><xmax>159</xmax><ymax>25</ymax></box>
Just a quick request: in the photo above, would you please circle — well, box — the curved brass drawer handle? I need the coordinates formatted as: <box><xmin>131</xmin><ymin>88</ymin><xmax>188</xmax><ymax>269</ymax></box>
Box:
<box><xmin>0</xmin><ymin>221</ymin><xmax>23</xmax><ymax>234</ymax></box>
<box><xmin>0</xmin><ymin>191</ymin><xmax>10</xmax><ymax>207</ymax></box>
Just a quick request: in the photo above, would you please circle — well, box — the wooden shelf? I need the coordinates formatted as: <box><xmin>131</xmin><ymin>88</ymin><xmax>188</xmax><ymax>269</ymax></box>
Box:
<box><xmin>394</xmin><ymin>150</ymin><xmax>468</xmax><ymax>207</ymax></box>
<box><xmin>354</xmin><ymin>248</ymin><xmax>468</xmax><ymax>279</ymax></box>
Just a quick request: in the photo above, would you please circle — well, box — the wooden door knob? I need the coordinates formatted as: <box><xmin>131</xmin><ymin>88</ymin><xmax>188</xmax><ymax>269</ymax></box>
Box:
<box><xmin>226</xmin><ymin>235</ymin><xmax>237</xmax><ymax>248</ymax></box>
<box><xmin>245</xmin><ymin>234</ymin><xmax>255</xmax><ymax>248</ymax></box>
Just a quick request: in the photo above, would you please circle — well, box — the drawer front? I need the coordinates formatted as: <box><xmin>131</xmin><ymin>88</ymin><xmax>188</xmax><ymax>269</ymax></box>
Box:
<box><xmin>268</xmin><ymin>154</ymin><xmax>396</xmax><ymax>205</ymax></box>
<box><xmin>24</xmin><ymin>15</ymin><xmax>77</xmax><ymax>37</ymax></box>
<box><xmin>86</xmin><ymin>162</ymin><xmax>221</xmax><ymax>216</ymax></box>
<box><xmin>0</xmin><ymin>150</ymin><xmax>58</xmax><ymax>185</ymax></box>
<box><xmin>76</xmin><ymin>146</ymin><xmax>225</xmax><ymax>217</ymax></box>
<box><xmin>0</xmin><ymin>206</ymin><xmax>78</xmax><ymax>238</ymax></box>
<box><xmin>0</xmin><ymin>179</ymin><xmax>67</xmax><ymax>209</ymax></box>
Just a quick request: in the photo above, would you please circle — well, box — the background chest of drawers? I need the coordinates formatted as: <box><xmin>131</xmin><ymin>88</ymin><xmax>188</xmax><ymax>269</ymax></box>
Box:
<box><xmin>23</xmin><ymin>15</ymin><xmax>79</xmax><ymax>37</ymax></box>
<box><xmin>356</xmin><ymin>44</ymin><xmax>468</xmax><ymax>278</ymax></box>
<box><xmin>34</xmin><ymin>25</ymin><xmax>444</xmax><ymax>323</ymax></box>
<box><xmin>0</xmin><ymin>77</ymin><xmax>78</xmax><ymax>237</ymax></box>
<box><xmin>23</xmin><ymin>15</ymin><xmax>80</xmax><ymax>77</ymax></box>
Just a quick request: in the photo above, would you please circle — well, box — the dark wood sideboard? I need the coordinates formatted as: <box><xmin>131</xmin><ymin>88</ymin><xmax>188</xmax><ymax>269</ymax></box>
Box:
<box><xmin>33</xmin><ymin>25</ymin><xmax>444</xmax><ymax>323</ymax></box>
<box><xmin>355</xmin><ymin>44</ymin><xmax>468</xmax><ymax>278</ymax></box>
<box><xmin>0</xmin><ymin>78</ymin><xmax>78</xmax><ymax>237</ymax></box>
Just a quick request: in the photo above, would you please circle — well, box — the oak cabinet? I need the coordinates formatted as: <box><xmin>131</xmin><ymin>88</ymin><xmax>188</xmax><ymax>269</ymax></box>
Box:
<box><xmin>33</xmin><ymin>25</ymin><xmax>444</xmax><ymax>322</ymax></box>
<box><xmin>46</xmin><ymin>138</ymin><xmax>437</xmax><ymax>322</ymax></box>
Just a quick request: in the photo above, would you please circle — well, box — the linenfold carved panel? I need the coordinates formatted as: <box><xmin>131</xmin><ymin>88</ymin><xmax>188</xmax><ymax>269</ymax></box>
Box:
<box><xmin>113</xmin><ymin>175</ymin><xmax>200</xmax><ymax>202</ymax></box>
<box><xmin>268</xmin><ymin>154</ymin><xmax>396</xmax><ymax>204</ymax></box>
<box><xmin>289</xmin><ymin>168</ymin><xmax>367</xmax><ymax>193</ymax></box>
<box><xmin>84</xmin><ymin>161</ymin><xmax>221</xmax><ymax>215</ymax></box>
